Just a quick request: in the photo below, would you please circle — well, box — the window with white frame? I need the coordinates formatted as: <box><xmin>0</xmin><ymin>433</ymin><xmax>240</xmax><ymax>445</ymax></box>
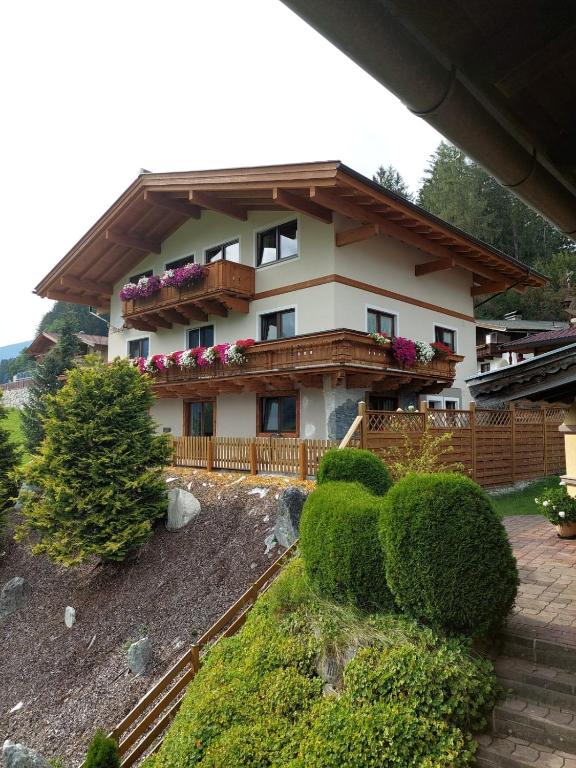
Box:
<box><xmin>205</xmin><ymin>239</ymin><xmax>240</xmax><ymax>264</ymax></box>
<box><xmin>187</xmin><ymin>325</ymin><xmax>214</xmax><ymax>348</ymax></box>
<box><xmin>434</xmin><ymin>325</ymin><xmax>457</xmax><ymax>352</ymax></box>
<box><xmin>128</xmin><ymin>337</ymin><xmax>149</xmax><ymax>358</ymax></box>
<box><xmin>260</xmin><ymin>309</ymin><xmax>295</xmax><ymax>341</ymax></box>
<box><xmin>367</xmin><ymin>308</ymin><xmax>396</xmax><ymax>337</ymax></box>
<box><xmin>257</xmin><ymin>220</ymin><xmax>298</xmax><ymax>266</ymax></box>
<box><xmin>165</xmin><ymin>255</ymin><xmax>195</xmax><ymax>270</ymax></box>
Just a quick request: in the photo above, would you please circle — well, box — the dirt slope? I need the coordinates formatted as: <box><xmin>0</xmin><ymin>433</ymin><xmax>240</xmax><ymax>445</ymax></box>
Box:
<box><xmin>0</xmin><ymin>471</ymin><xmax>310</xmax><ymax>765</ymax></box>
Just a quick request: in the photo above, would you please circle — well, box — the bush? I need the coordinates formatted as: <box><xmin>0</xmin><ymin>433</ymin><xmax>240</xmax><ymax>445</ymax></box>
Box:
<box><xmin>16</xmin><ymin>358</ymin><xmax>172</xmax><ymax>566</ymax></box>
<box><xmin>380</xmin><ymin>473</ymin><xmax>518</xmax><ymax>638</ymax></box>
<box><xmin>317</xmin><ymin>448</ymin><xmax>392</xmax><ymax>496</ymax></box>
<box><xmin>149</xmin><ymin>556</ymin><xmax>498</xmax><ymax>768</ymax></box>
<box><xmin>0</xmin><ymin>394</ymin><xmax>19</xmax><ymax>512</ymax></box>
<box><xmin>300</xmin><ymin>481</ymin><xmax>394</xmax><ymax>611</ymax></box>
<box><xmin>84</xmin><ymin>729</ymin><xmax>120</xmax><ymax>768</ymax></box>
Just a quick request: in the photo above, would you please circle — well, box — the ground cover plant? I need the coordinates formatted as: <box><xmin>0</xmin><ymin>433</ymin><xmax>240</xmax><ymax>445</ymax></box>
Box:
<box><xmin>380</xmin><ymin>472</ymin><xmax>518</xmax><ymax>638</ymax></box>
<box><xmin>16</xmin><ymin>358</ymin><xmax>171</xmax><ymax>565</ymax></box>
<box><xmin>0</xmin><ymin>394</ymin><xmax>20</xmax><ymax>513</ymax></box>
<box><xmin>316</xmin><ymin>447</ymin><xmax>392</xmax><ymax>496</ymax></box>
<box><xmin>491</xmin><ymin>476</ymin><xmax>560</xmax><ymax>518</ymax></box>
<box><xmin>148</xmin><ymin>557</ymin><xmax>499</xmax><ymax>768</ymax></box>
<box><xmin>5</xmin><ymin>407</ymin><xmax>29</xmax><ymax>463</ymax></box>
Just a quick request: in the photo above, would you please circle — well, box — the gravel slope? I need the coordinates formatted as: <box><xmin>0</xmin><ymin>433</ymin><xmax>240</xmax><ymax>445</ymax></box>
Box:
<box><xmin>0</xmin><ymin>471</ymin><xmax>310</xmax><ymax>765</ymax></box>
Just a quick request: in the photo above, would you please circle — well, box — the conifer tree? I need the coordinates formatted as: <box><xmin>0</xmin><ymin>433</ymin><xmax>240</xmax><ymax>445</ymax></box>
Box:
<box><xmin>0</xmin><ymin>393</ymin><xmax>19</xmax><ymax>512</ymax></box>
<box><xmin>21</xmin><ymin>314</ymin><xmax>79</xmax><ymax>453</ymax></box>
<box><xmin>16</xmin><ymin>358</ymin><xmax>171</xmax><ymax>566</ymax></box>
<box><xmin>373</xmin><ymin>164</ymin><xmax>413</xmax><ymax>200</ymax></box>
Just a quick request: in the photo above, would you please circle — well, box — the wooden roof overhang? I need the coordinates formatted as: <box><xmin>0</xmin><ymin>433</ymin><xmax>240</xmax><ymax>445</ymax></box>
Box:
<box><xmin>35</xmin><ymin>162</ymin><xmax>548</xmax><ymax>310</ymax></box>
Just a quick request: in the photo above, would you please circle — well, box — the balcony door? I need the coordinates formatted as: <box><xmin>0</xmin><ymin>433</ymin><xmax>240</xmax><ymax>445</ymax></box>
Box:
<box><xmin>185</xmin><ymin>400</ymin><xmax>215</xmax><ymax>437</ymax></box>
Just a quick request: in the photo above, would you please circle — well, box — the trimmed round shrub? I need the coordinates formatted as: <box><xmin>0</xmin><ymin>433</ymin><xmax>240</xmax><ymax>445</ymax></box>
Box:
<box><xmin>380</xmin><ymin>473</ymin><xmax>518</xmax><ymax>638</ymax></box>
<box><xmin>317</xmin><ymin>447</ymin><xmax>392</xmax><ymax>496</ymax></box>
<box><xmin>300</xmin><ymin>481</ymin><xmax>394</xmax><ymax>610</ymax></box>
<box><xmin>85</xmin><ymin>729</ymin><xmax>120</xmax><ymax>768</ymax></box>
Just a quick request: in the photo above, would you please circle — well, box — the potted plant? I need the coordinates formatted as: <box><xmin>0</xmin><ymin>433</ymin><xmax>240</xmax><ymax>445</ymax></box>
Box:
<box><xmin>535</xmin><ymin>485</ymin><xmax>576</xmax><ymax>538</ymax></box>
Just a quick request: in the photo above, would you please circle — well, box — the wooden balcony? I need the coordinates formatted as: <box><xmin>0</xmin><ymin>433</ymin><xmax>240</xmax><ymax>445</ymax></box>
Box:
<box><xmin>152</xmin><ymin>329</ymin><xmax>463</xmax><ymax>398</ymax></box>
<box><xmin>122</xmin><ymin>260</ymin><xmax>255</xmax><ymax>331</ymax></box>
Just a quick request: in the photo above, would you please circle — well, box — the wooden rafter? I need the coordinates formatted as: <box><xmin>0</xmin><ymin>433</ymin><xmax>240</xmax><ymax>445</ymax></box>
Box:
<box><xmin>143</xmin><ymin>191</ymin><xmax>202</xmax><ymax>219</ymax></box>
<box><xmin>335</xmin><ymin>224</ymin><xmax>379</xmax><ymax>247</ymax></box>
<box><xmin>272</xmin><ymin>188</ymin><xmax>333</xmax><ymax>224</ymax></box>
<box><xmin>189</xmin><ymin>191</ymin><xmax>247</xmax><ymax>221</ymax></box>
<box><xmin>44</xmin><ymin>289</ymin><xmax>110</xmax><ymax>308</ymax></box>
<box><xmin>157</xmin><ymin>308</ymin><xmax>190</xmax><ymax>325</ymax></box>
<box><xmin>145</xmin><ymin>313</ymin><xmax>172</xmax><ymax>329</ymax></box>
<box><xmin>59</xmin><ymin>275</ymin><xmax>114</xmax><ymax>295</ymax></box>
<box><xmin>195</xmin><ymin>300</ymin><xmax>228</xmax><ymax>318</ymax></box>
<box><xmin>415</xmin><ymin>258</ymin><xmax>454</xmax><ymax>277</ymax></box>
<box><xmin>221</xmin><ymin>296</ymin><xmax>250</xmax><ymax>314</ymax></box>
<box><xmin>471</xmin><ymin>281</ymin><xmax>510</xmax><ymax>297</ymax></box>
<box><xmin>179</xmin><ymin>304</ymin><xmax>208</xmax><ymax>322</ymax></box>
<box><xmin>105</xmin><ymin>228</ymin><xmax>161</xmax><ymax>254</ymax></box>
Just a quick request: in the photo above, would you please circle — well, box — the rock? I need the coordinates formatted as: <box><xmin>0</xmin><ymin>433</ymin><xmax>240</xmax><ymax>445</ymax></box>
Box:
<box><xmin>2</xmin><ymin>740</ymin><xmax>50</xmax><ymax>768</ymax></box>
<box><xmin>166</xmin><ymin>488</ymin><xmax>201</xmax><ymax>530</ymax></box>
<box><xmin>64</xmin><ymin>606</ymin><xmax>76</xmax><ymax>628</ymax></box>
<box><xmin>13</xmin><ymin>483</ymin><xmax>41</xmax><ymax>512</ymax></box>
<box><xmin>8</xmin><ymin>702</ymin><xmax>23</xmax><ymax>714</ymax></box>
<box><xmin>0</xmin><ymin>578</ymin><xmax>31</xmax><ymax>619</ymax></box>
<box><xmin>264</xmin><ymin>534</ymin><xmax>277</xmax><ymax>554</ymax></box>
<box><xmin>127</xmin><ymin>637</ymin><xmax>152</xmax><ymax>675</ymax></box>
<box><xmin>274</xmin><ymin>487</ymin><xmax>308</xmax><ymax>548</ymax></box>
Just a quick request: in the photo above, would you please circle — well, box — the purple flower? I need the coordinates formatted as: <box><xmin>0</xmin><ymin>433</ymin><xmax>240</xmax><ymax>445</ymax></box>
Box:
<box><xmin>160</xmin><ymin>263</ymin><xmax>206</xmax><ymax>289</ymax></box>
<box><xmin>391</xmin><ymin>337</ymin><xmax>417</xmax><ymax>366</ymax></box>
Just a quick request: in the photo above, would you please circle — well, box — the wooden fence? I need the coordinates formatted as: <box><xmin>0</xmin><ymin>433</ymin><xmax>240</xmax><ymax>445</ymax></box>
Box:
<box><xmin>107</xmin><ymin>542</ymin><xmax>298</xmax><ymax>767</ymax></box>
<box><xmin>172</xmin><ymin>436</ymin><xmax>338</xmax><ymax>479</ymax></box>
<box><xmin>360</xmin><ymin>402</ymin><xmax>566</xmax><ymax>488</ymax></box>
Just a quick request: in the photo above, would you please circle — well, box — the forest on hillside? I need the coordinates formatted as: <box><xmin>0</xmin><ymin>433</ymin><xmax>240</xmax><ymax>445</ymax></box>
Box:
<box><xmin>375</xmin><ymin>142</ymin><xmax>576</xmax><ymax>321</ymax></box>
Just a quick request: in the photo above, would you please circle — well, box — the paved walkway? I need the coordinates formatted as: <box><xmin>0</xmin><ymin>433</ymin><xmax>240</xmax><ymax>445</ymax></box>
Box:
<box><xmin>505</xmin><ymin>515</ymin><xmax>576</xmax><ymax>647</ymax></box>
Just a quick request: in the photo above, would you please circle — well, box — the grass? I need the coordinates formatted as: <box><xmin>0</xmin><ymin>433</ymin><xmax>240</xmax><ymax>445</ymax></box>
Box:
<box><xmin>491</xmin><ymin>476</ymin><xmax>560</xmax><ymax>518</ymax></box>
<box><xmin>5</xmin><ymin>408</ymin><xmax>30</xmax><ymax>463</ymax></box>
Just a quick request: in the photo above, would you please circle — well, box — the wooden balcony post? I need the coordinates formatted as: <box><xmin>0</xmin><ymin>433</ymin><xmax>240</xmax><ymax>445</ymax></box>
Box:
<box><xmin>542</xmin><ymin>404</ymin><xmax>548</xmax><ymax>476</ymax></box>
<box><xmin>510</xmin><ymin>401</ymin><xmax>517</xmax><ymax>484</ymax></box>
<box><xmin>249</xmin><ymin>441</ymin><xmax>258</xmax><ymax>476</ymax></box>
<box><xmin>207</xmin><ymin>439</ymin><xmax>214</xmax><ymax>473</ymax></box>
<box><xmin>469</xmin><ymin>402</ymin><xmax>477</xmax><ymax>481</ymax></box>
<box><xmin>299</xmin><ymin>441</ymin><xmax>307</xmax><ymax>481</ymax></box>
<box><xmin>358</xmin><ymin>400</ymin><xmax>367</xmax><ymax>449</ymax></box>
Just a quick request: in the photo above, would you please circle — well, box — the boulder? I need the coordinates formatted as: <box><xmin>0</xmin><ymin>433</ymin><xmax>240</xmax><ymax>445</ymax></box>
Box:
<box><xmin>64</xmin><ymin>606</ymin><xmax>76</xmax><ymax>628</ymax></box>
<box><xmin>13</xmin><ymin>483</ymin><xmax>41</xmax><ymax>512</ymax></box>
<box><xmin>127</xmin><ymin>637</ymin><xmax>152</xmax><ymax>675</ymax></box>
<box><xmin>274</xmin><ymin>487</ymin><xmax>308</xmax><ymax>548</ymax></box>
<box><xmin>0</xmin><ymin>578</ymin><xmax>31</xmax><ymax>620</ymax></box>
<box><xmin>166</xmin><ymin>488</ymin><xmax>201</xmax><ymax>530</ymax></box>
<box><xmin>2</xmin><ymin>740</ymin><xmax>50</xmax><ymax>768</ymax></box>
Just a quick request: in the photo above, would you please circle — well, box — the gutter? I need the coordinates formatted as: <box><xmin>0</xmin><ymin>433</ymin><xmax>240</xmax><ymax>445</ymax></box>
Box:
<box><xmin>281</xmin><ymin>0</ymin><xmax>576</xmax><ymax>238</ymax></box>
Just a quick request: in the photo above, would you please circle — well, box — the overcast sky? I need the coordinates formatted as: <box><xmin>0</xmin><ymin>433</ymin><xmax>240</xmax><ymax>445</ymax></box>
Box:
<box><xmin>0</xmin><ymin>0</ymin><xmax>442</xmax><ymax>348</ymax></box>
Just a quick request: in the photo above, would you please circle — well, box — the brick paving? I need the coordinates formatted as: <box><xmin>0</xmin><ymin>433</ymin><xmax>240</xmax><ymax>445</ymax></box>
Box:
<box><xmin>504</xmin><ymin>515</ymin><xmax>576</xmax><ymax>647</ymax></box>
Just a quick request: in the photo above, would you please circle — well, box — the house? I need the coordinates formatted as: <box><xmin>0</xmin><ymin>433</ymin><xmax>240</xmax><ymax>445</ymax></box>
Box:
<box><xmin>476</xmin><ymin>314</ymin><xmax>569</xmax><ymax>374</ymax></box>
<box><xmin>34</xmin><ymin>162</ymin><xmax>545</xmax><ymax>439</ymax></box>
<box><xmin>26</xmin><ymin>331</ymin><xmax>108</xmax><ymax>362</ymax></box>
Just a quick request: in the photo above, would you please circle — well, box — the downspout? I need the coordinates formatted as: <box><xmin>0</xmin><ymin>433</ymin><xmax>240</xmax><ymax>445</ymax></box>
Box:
<box><xmin>281</xmin><ymin>0</ymin><xmax>576</xmax><ymax>237</ymax></box>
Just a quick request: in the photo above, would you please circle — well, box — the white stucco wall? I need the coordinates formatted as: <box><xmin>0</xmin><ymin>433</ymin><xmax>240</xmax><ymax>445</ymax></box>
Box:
<box><xmin>151</xmin><ymin>399</ymin><xmax>182</xmax><ymax>436</ymax></box>
<box><xmin>216</xmin><ymin>393</ymin><xmax>257</xmax><ymax>437</ymax></box>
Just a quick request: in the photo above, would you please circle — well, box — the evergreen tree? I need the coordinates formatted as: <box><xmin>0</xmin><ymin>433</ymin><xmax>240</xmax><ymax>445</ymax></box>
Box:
<box><xmin>373</xmin><ymin>164</ymin><xmax>413</xmax><ymax>200</ymax></box>
<box><xmin>0</xmin><ymin>393</ymin><xmax>19</xmax><ymax>513</ymax></box>
<box><xmin>16</xmin><ymin>358</ymin><xmax>171</xmax><ymax>566</ymax></box>
<box><xmin>21</xmin><ymin>314</ymin><xmax>79</xmax><ymax>453</ymax></box>
<box><xmin>38</xmin><ymin>301</ymin><xmax>109</xmax><ymax>335</ymax></box>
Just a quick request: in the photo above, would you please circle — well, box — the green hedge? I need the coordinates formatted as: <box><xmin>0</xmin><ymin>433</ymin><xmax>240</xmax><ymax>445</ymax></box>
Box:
<box><xmin>84</xmin><ymin>729</ymin><xmax>120</xmax><ymax>768</ymax></box>
<box><xmin>148</xmin><ymin>557</ymin><xmax>498</xmax><ymax>768</ymax></box>
<box><xmin>300</xmin><ymin>481</ymin><xmax>394</xmax><ymax>610</ymax></box>
<box><xmin>317</xmin><ymin>448</ymin><xmax>392</xmax><ymax>496</ymax></box>
<box><xmin>380</xmin><ymin>473</ymin><xmax>518</xmax><ymax>638</ymax></box>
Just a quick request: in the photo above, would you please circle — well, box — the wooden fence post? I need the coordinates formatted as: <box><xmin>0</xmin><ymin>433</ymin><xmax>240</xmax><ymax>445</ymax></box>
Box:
<box><xmin>299</xmin><ymin>441</ymin><xmax>307</xmax><ymax>481</ymax></box>
<box><xmin>420</xmin><ymin>400</ymin><xmax>428</xmax><ymax>432</ymax></box>
<box><xmin>190</xmin><ymin>644</ymin><xmax>201</xmax><ymax>674</ymax></box>
<box><xmin>542</xmin><ymin>404</ymin><xmax>548</xmax><ymax>476</ymax></box>
<box><xmin>510</xmin><ymin>402</ymin><xmax>516</xmax><ymax>484</ymax></box>
<box><xmin>207</xmin><ymin>439</ymin><xmax>214</xmax><ymax>473</ymax></box>
<box><xmin>469</xmin><ymin>402</ymin><xmax>476</xmax><ymax>481</ymax></box>
<box><xmin>358</xmin><ymin>400</ymin><xmax>367</xmax><ymax>449</ymax></box>
<box><xmin>249</xmin><ymin>441</ymin><xmax>258</xmax><ymax>476</ymax></box>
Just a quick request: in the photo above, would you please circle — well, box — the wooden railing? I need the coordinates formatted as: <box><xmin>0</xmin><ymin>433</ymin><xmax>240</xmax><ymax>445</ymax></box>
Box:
<box><xmin>172</xmin><ymin>436</ymin><xmax>337</xmax><ymax>478</ymax></box>
<box><xmin>122</xmin><ymin>260</ymin><xmax>255</xmax><ymax>326</ymax></box>
<box><xmin>107</xmin><ymin>541</ymin><xmax>299</xmax><ymax>767</ymax></box>
<box><xmin>154</xmin><ymin>329</ymin><xmax>461</xmax><ymax>385</ymax></box>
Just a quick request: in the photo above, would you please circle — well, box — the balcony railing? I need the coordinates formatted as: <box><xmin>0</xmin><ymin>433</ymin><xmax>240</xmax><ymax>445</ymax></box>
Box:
<box><xmin>151</xmin><ymin>329</ymin><xmax>462</xmax><ymax>393</ymax></box>
<box><xmin>122</xmin><ymin>260</ymin><xmax>255</xmax><ymax>331</ymax></box>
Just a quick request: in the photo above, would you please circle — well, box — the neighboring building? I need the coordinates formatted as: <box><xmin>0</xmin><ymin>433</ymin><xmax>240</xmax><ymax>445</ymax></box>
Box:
<box><xmin>476</xmin><ymin>314</ymin><xmax>569</xmax><ymax>374</ymax></box>
<box><xmin>34</xmin><ymin>162</ymin><xmax>545</xmax><ymax>439</ymax></box>
<box><xmin>26</xmin><ymin>332</ymin><xmax>108</xmax><ymax>362</ymax></box>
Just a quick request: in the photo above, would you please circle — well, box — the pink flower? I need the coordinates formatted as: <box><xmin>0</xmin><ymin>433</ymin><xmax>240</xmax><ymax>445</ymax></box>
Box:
<box><xmin>391</xmin><ymin>337</ymin><xmax>417</xmax><ymax>366</ymax></box>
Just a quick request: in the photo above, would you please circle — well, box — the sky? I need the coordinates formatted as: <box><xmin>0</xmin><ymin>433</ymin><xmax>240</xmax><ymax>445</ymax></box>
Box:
<box><xmin>0</xmin><ymin>0</ymin><xmax>442</xmax><ymax>348</ymax></box>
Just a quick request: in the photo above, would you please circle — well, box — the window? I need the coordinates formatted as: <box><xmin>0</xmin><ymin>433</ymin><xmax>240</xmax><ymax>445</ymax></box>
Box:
<box><xmin>129</xmin><ymin>269</ymin><xmax>153</xmax><ymax>284</ymax></box>
<box><xmin>128</xmin><ymin>338</ymin><xmax>149</xmax><ymax>358</ymax></box>
<box><xmin>369</xmin><ymin>395</ymin><xmax>398</xmax><ymax>411</ymax></box>
<box><xmin>165</xmin><ymin>255</ymin><xmax>194</xmax><ymax>270</ymax></box>
<box><xmin>427</xmin><ymin>399</ymin><xmax>442</xmax><ymax>409</ymax></box>
<box><xmin>257</xmin><ymin>220</ymin><xmax>298</xmax><ymax>266</ymax></box>
<box><xmin>187</xmin><ymin>325</ymin><xmax>214</xmax><ymax>348</ymax></box>
<box><xmin>480</xmin><ymin>363</ymin><xmax>491</xmax><ymax>373</ymax></box>
<box><xmin>259</xmin><ymin>395</ymin><xmax>297</xmax><ymax>434</ymax></box>
<box><xmin>434</xmin><ymin>326</ymin><xmax>456</xmax><ymax>352</ymax></box>
<box><xmin>444</xmin><ymin>400</ymin><xmax>458</xmax><ymax>410</ymax></box>
<box><xmin>367</xmin><ymin>309</ymin><xmax>396</xmax><ymax>337</ymax></box>
<box><xmin>205</xmin><ymin>239</ymin><xmax>240</xmax><ymax>264</ymax></box>
<box><xmin>187</xmin><ymin>401</ymin><xmax>214</xmax><ymax>436</ymax></box>
<box><xmin>260</xmin><ymin>309</ymin><xmax>295</xmax><ymax>340</ymax></box>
